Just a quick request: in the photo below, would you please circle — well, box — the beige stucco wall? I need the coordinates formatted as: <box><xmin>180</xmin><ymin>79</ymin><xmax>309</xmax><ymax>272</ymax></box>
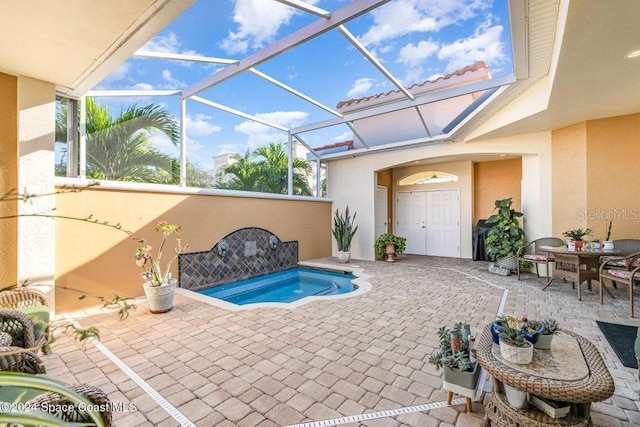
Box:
<box><xmin>0</xmin><ymin>73</ymin><xmax>18</xmax><ymax>291</ymax></box>
<box><xmin>328</xmin><ymin>131</ymin><xmax>554</xmax><ymax>260</ymax></box>
<box><xmin>0</xmin><ymin>74</ymin><xmax>56</xmax><ymax>311</ymax></box>
<box><xmin>17</xmin><ymin>77</ymin><xmax>56</xmax><ymax>308</ymax></box>
<box><xmin>473</xmin><ymin>159</ymin><xmax>522</xmax><ymax>224</ymax></box>
<box><xmin>552</xmin><ymin>113</ymin><xmax>640</xmax><ymax>240</ymax></box>
<box><xmin>55</xmin><ymin>184</ymin><xmax>332</xmax><ymax>312</ymax></box>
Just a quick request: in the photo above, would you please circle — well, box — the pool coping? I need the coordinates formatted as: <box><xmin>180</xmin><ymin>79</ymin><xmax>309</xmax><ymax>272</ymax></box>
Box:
<box><xmin>175</xmin><ymin>261</ymin><xmax>372</xmax><ymax>311</ymax></box>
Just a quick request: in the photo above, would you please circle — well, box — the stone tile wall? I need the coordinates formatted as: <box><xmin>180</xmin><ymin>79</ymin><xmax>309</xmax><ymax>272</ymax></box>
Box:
<box><xmin>178</xmin><ymin>227</ymin><xmax>298</xmax><ymax>291</ymax></box>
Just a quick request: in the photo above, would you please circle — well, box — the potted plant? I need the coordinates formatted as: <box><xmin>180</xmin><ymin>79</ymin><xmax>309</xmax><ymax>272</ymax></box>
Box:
<box><xmin>485</xmin><ymin>198</ymin><xmax>526</xmax><ymax>272</ymax></box>
<box><xmin>428</xmin><ymin>323</ymin><xmax>480</xmax><ymax>403</ymax></box>
<box><xmin>521</xmin><ymin>318</ymin><xmax>544</xmax><ymax>345</ymax></box>
<box><xmin>534</xmin><ymin>318</ymin><xmax>560</xmax><ymax>350</ymax></box>
<box><xmin>135</xmin><ymin>220</ymin><xmax>189</xmax><ymax>313</ymax></box>
<box><xmin>602</xmin><ymin>220</ymin><xmax>614</xmax><ymax>250</ymax></box>
<box><xmin>332</xmin><ymin>206</ymin><xmax>358</xmax><ymax>263</ymax></box>
<box><xmin>562</xmin><ymin>228</ymin><xmax>592</xmax><ymax>251</ymax></box>
<box><xmin>498</xmin><ymin>323</ymin><xmax>534</xmax><ymax>365</ymax></box>
<box><xmin>374</xmin><ymin>233</ymin><xmax>407</xmax><ymax>262</ymax></box>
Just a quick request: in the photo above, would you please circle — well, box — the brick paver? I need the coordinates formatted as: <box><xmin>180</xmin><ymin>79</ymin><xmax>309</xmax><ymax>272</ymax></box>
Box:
<box><xmin>42</xmin><ymin>256</ymin><xmax>640</xmax><ymax>426</ymax></box>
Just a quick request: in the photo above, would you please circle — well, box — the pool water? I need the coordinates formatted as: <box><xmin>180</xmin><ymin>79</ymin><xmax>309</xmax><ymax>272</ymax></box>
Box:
<box><xmin>198</xmin><ymin>267</ymin><xmax>356</xmax><ymax>305</ymax></box>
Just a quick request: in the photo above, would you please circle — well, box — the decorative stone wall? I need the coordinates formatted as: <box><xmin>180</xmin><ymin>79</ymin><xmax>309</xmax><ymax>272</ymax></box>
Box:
<box><xmin>178</xmin><ymin>227</ymin><xmax>298</xmax><ymax>291</ymax></box>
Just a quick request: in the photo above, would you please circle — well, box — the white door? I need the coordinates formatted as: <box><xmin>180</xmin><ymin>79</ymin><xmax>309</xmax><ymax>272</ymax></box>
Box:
<box><xmin>426</xmin><ymin>190</ymin><xmax>460</xmax><ymax>257</ymax></box>
<box><xmin>375</xmin><ymin>186</ymin><xmax>388</xmax><ymax>238</ymax></box>
<box><xmin>397</xmin><ymin>192</ymin><xmax>426</xmax><ymax>255</ymax></box>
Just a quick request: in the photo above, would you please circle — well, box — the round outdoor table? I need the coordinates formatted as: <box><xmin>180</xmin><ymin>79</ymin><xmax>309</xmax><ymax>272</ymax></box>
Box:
<box><xmin>476</xmin><ymin>325</ymin><xmax>614</xmax><ymax>427</ymax></box>
<box><xmin>538</xmin><ymin>245</ymin><xmax>620</xmax><ymax>301</ymax></box>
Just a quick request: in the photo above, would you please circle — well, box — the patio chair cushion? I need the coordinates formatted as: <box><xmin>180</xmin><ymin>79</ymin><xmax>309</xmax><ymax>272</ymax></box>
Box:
<box><xmin>600</xmin><ymin>256</ymin><xmax>640</xmax><ymax>268</ymax></box>
<box><xmin>606</xmin><ymin>269</ymin><xmax>640</xmax><ymax>281</ymax></box>
<box><xmin>16</xmin><ymin>305</ymin><xmax>49</xmax><ymax>342</ymax></box>
<box><xmin>522</xmin><ymin>254</ymin><xmax>553</xmax><ymax>262</ymax></box>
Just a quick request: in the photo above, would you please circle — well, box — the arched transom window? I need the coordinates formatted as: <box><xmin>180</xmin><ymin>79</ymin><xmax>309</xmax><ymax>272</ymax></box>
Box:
<box><xmin>398</xmin><ymin>171</ymin><xmax>458</xmax><ymax>186</ymax></box>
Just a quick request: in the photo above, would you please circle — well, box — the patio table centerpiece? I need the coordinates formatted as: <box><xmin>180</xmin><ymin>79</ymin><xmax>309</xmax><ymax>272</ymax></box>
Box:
<box><xmin>135</xmin><ymin>220</ymin><xmax>188</xmax><ymax>313</ymax></box>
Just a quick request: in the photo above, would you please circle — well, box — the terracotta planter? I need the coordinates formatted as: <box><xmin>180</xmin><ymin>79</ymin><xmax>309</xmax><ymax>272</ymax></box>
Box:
<box><xmin>337</xmin><ymin>251</ymin><xmax>351</xmax><ymax>264</ymax></box>
<box><xmin>499</xmin><ymin>338</ymin><xmax>534</xmax><ymax>364</ymax></box>
<box><xmin>385</xmin><ymin>242</ymin><xmax>396</xmax><ymax>262</ymax></box>
<box><xmin>573</xmin><ymin>240</ymin><xmax>583</xmax><ymax>251</ymax></box>
<box><xmin>143</xmin><ymin>279</ymin><xmax>177</xmax><ymax>313</ymax></box>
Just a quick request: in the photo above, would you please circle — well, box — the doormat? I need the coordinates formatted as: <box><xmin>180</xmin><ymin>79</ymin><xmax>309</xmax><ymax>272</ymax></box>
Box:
<box><xmin>596</xmin><ymin>321</ymin><xmax>638</xmax><ymax>369</ymax></box>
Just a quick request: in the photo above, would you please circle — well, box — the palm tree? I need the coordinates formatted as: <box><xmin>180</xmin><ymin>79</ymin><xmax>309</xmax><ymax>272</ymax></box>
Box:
<box><xmin>83</xmin><ymin>98</ymin><xmax>179</xmax><ymax>182</ymax></box>
<box><xmin>215</xmin><ymin>150</ymin><xmax>260</xmax><ymax>191</ymax></box>
<box><xmin>253</xmin><ymin>142</ymin><xmax>313</xmax><ymax>196</ymax></box>
<box><xmin>216</xmin><ymin>143</ymin><xmax>313</xmax><ymax>195</ymax></box>
<box><xmin>56</xmin><ymin>98</ymin><xmax>180</xmax><ymax>182</ymax></box>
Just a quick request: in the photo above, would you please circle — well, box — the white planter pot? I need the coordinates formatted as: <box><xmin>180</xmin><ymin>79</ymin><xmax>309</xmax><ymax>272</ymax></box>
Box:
<box><xmin>503</xmin><ymin>384</ymin><xmax>528</xmax><ymax>410</ymax></box>
<box><xmin>143</xmin><ymin>279</ymin><xmax>177</xmax><ymax>313</ymax></box>
<box><xmin>499</xmin><ymin>338</ymin><xmax>534</xmax><ymax>364</ymax></box>
<box><xmin>602</xmin><ymin>241</ymin><xmax>614</xmax><ymax>250</ymax></box>
<box><xmin>337</xmin><ymin>251</ymin><xmax>351</xmax><ymax>263</ymax></box>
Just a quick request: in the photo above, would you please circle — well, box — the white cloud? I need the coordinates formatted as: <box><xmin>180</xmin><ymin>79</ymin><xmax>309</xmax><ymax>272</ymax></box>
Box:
<box><xmin>160</xmin><ymin>69</ymin><xmax>187</xmax><ymax>89</ymax></box>
<box><xmin>96</xmin><ymin>63</ymin><xmax>131</xmax><ymax>89</ymax></box>
<box><xmin>131</xmin><ymin>82</ymin><xmax>154</xmax><ymax>91</ymax></box>
<box><xmin>234</xmin><ymin>110</ymin><xmax>309</xmax><ymax>149</ymax></box>
<box><xmin>333</xmin><ymin>130</ymin><xmax>353</xmax><ymax>142</ymax></box>
<box><xmin>437</xmin><ymin>24</ymin><xmax>505</xmax><ymax>72</ymax></box>
<box><xmin>347</xmin><ymin>78</ymin><xmax>377</xmax><ymax>98</ymax></box>
<box><xmin>138</xmin><ymin>32</ymin><xmax>204</xmax><ymax>67</ymax></box>
<box><xmin>149</xmin><ymin>131</ymin><xmax>179</xmax><ymax>156</ymax></box>
<box><xmin>398</xmin><ymin>40</ymin><xmax>439</xmax><ymax>67</ymax></box>
<box><xmin>185</xmin><ymin>113</ymin><xmax>222</xmax><ymax>136</ymax></box>
<box><xmin>220</xmin><ymin>0</ymin><xmax>320</xmax><ymax>54</ymax></box>
<box><xmin>358</xmin><ymin>0</ymin><xmax>491</xmax><ymax>46</ymax></box>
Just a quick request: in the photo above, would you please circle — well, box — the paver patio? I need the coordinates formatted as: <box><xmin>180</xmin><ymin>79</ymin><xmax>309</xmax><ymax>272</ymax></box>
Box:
<box><xmin>44</xmin><ymin>256</ymin><xmax>640</xmax><ymax>426</ymax></box>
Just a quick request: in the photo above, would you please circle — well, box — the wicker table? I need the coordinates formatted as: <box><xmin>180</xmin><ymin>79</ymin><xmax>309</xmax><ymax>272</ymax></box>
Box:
<box><xmin>538</xmin><ymin>246</ymin><xmax>619</xmax><ymax>301</ymax></box>
<box><xmin>476</xmin><ymin>325</ymin><xmax>614</xmax><ymax>427</ymax></box>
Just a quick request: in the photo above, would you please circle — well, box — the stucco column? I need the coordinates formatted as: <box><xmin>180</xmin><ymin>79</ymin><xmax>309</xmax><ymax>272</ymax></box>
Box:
<box><xmin>17</xmin><ymin>77</ymin><xmax>56</xmax><ymax>312</ymax></box>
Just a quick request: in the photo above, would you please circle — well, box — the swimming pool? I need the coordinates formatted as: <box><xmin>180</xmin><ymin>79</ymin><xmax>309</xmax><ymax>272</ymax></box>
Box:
<box><xmin>197</xmin><ymin>267</ymin><xmax>356</xmax><ymax>305</ymax></box>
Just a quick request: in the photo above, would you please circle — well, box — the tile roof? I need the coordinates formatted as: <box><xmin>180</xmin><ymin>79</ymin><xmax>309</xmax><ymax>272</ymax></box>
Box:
<box><xmin>336</xmin><ymin>61</ymin><xmax>488</xmax><ymax>110</ymax></box>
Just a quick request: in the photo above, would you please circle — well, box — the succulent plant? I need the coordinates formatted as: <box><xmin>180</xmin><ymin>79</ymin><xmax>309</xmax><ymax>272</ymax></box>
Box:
<box><xmin>428</xmin><ymin>323</ymin><xmax>473</xmax><ymax>371</ymax></box>
<box><xmin>499</xmin><ymin>324</ymin><xmax>529</xmax><ymax>347</ymax></box>
<box><xmin>541</xmin><ymin>318</ymin><xmax>559</xmax><ymax>335</ymax></box>
<box><xmin>522</xmin><ymin>319</ymin><xmax>543</xmax><ymax>334</ymax></box>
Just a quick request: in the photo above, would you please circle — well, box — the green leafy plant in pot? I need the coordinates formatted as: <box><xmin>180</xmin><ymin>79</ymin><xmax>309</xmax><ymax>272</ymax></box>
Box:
<box><xmin>332</xmin><ymin>206</ymin><xmax>358</xmax><ymax>263</ymax></box>
<box><xmin>485</xmin><ymin>198</ymin><xmax>525</xmax><ymax>271</ymax></box>
<box><xmin>562</xmin><ymin>228</ymin><xmax>591</xmax><ymax>251</ymax></box>
<box><xmin>374</xmin><ymin>233</ymin><xmax>407</xmax><ymax>262</ymax></box>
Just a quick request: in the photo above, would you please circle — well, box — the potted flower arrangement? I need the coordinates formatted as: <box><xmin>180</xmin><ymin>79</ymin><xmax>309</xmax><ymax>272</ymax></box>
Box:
<box><xmin>428</xmin><ymin>323</ymin><xmax>480</xmax><ymax>403</ymax></box>
<box><xmin>562</xmin><ymin>228</ymin><xmax>591</xmax><ymax>251</ymax></box>
<box><xmin>533</xmin><ymin>318</ymin><xmax>560</xmax><ymax>350</ymax></box>
<box><xmin>332</xmin><ymin>206</ymin><xmax>358</xmax><ymax>263</ymax></box>
<box><xmin>485</xmin><ymin>198</ymin><xmax>526</xmax><ymax>272</ymax></box>
<box><xmin>374</xmin><ymin>233</ymin><xmax>407</xmax><ymax>262</ymax></box>
<box><xmin>135</xmin><ymin>220</ymin><xmax>188</xmax><ymax>313</ymax></box>
<box><xmin>498</xmin><ymin>323</ymin><xmax>534</xmax><ymax>365</ymax></box>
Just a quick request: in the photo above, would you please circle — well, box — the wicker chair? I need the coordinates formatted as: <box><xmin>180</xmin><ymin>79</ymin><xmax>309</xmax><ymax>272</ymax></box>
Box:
<box><xmin>517</xmin><ymin>237</ymin><xmax>565</xmax><ymax>280</ymax></box>
<box><xmin>0</xmin><ymin>345</ymin><xmax>46</xmax><ymax>374</ymax></box>
<box><xmin>0</xmin><ymin>288</ymin><xmax>50</xmax><ymax>353</ymax></box>
<box><xmin>28</xmin><ymin>383</ymin><xmax>113</xmax><ymax>426</ymax></box>
<box><xmin>599</xmin><ymin>252</ymin><xmax>640</xmax><ymax>318</ymax></box>
<box><xmin>0</xmin><ymin>345</ymin><xmax>113</xmax><ymax>426</ymax></box>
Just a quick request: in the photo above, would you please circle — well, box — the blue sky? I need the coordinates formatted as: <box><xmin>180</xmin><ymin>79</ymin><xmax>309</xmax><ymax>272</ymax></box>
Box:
<box><xmin>93</xmin><ymin>0</ymin><xmax>512</xmax><ymax>171</ymax></box>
